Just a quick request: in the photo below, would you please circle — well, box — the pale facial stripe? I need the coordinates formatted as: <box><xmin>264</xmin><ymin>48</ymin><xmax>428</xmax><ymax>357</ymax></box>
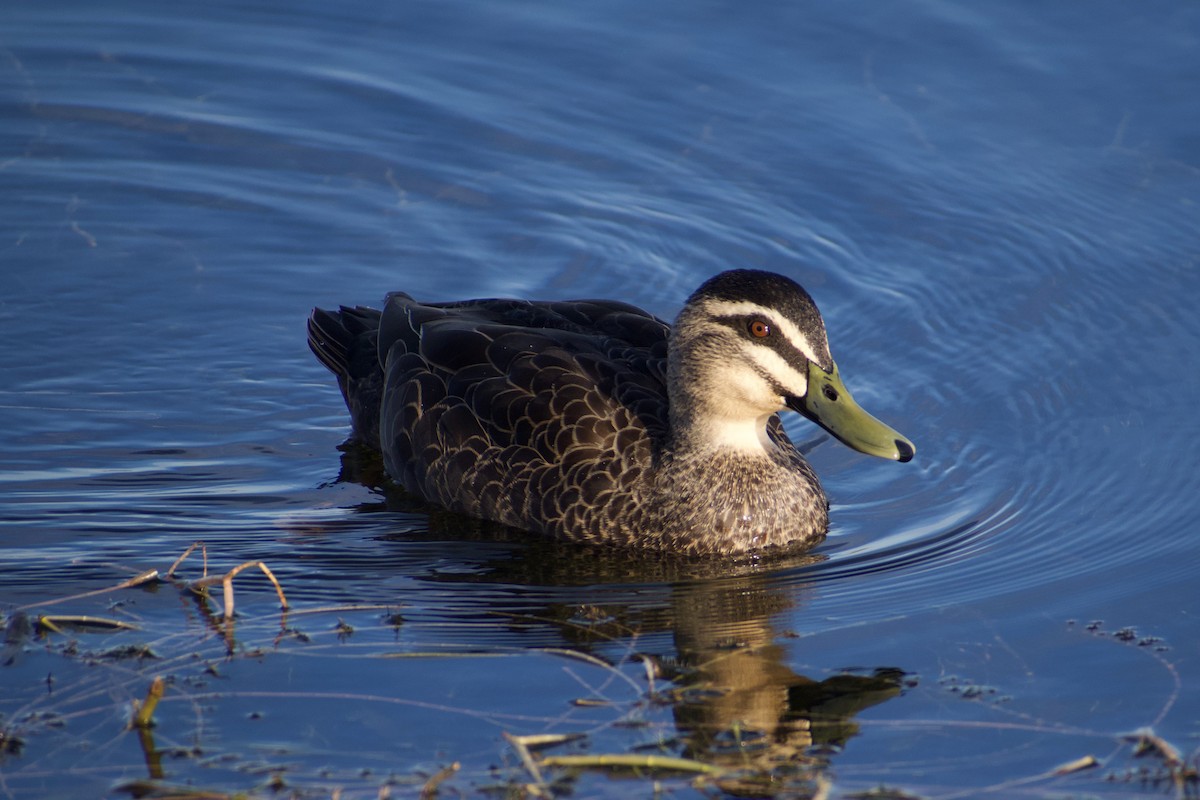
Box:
<box><xmin>742</xmin><ymin>344</ymin><xmax>809</xmax><ymax>397</ymax></box>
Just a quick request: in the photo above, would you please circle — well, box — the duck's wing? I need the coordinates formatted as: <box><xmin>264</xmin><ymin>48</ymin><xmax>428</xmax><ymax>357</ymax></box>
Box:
<box><xmin>375</xmin><ymin>295</ymin><xmax>671</xmax><ymax>538</ymax></box>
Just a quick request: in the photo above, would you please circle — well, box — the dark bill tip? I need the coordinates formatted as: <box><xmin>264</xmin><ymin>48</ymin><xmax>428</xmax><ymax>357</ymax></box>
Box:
<box><xmin>895</xmin><ymin>439</ymin><xmax>915</xmax><ymax>463</ymax></box>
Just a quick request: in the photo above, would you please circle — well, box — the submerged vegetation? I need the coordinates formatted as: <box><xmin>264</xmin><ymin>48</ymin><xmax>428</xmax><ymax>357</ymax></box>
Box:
<box><xmin>0</xmin><ymin>544</ymin><xmax>1195</xmax><ymax>799</ymax></box>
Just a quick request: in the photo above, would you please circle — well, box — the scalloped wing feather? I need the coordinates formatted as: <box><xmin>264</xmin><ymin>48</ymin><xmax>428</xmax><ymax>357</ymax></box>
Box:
<box><xmin>371</xmin><ymin>294</ymin><xmax>671</xmax><ymax>540</ymax></box>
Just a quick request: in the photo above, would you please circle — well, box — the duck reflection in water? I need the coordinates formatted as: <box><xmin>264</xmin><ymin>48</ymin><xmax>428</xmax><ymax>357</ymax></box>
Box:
<box><xmin>330</xmin><ymin>442</ymin><xmax>908</xmax><ymax>780</ymax></box>
<box><xmin>437</xmin><ymin>541</ymin><xmax>906</xmax><ymax>779</ymax></box>
<box><xmin>668</xmin><ymin>578</ymin><xmax>905</xmax><ymax>774</ymax></box>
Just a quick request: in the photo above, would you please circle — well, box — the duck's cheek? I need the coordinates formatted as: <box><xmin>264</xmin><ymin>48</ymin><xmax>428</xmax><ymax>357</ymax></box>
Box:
<box><xmin>707</xmin><ymin>365</ymin><xmax>789</xmax><ymax>416</ymax></box>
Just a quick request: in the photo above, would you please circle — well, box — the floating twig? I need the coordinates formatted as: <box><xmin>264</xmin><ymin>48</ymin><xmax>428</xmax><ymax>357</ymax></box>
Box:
<box><xmin>539</xmin><ymin>752</ymin><xmax>725</xmax><ymax>776</ymax></box>
<box><xmin>419</xmin><ymin>761</ymin><xmax>460</xmax><ymax>799</ymax></box>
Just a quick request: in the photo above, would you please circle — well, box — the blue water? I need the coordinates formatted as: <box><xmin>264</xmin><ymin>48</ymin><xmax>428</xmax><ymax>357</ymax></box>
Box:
<box><xmin>3</xmin><ymin>1</ymin><xmax>1198</xmax><ymax>797</ymax></box>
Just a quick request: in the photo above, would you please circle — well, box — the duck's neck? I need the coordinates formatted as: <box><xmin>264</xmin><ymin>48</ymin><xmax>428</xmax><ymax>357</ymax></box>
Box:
<box><xmin>668</xmin><ymin>404</ymin><xmax>779</xmax><ymax>458</ymax></box>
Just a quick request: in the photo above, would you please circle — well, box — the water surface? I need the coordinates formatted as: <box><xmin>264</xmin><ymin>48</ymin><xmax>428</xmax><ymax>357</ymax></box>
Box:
<box><xmin>3</xmin><ymin>1</ymin><xmax>1198</xmax><ymax>797</ymax></box>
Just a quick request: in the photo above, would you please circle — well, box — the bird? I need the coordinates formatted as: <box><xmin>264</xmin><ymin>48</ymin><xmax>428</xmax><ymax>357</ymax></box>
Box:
<box><xmin>307</xmin><ymin>269</ymin><xmax>914</xmax><ymax>556</ymax></box>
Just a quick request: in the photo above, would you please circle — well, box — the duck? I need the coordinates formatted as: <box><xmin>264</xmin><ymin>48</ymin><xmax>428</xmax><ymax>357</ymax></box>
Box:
<box><xmin>307</xmin><ymin>269</ymin><xmax>914</xmax><ymax>556</ymax></box>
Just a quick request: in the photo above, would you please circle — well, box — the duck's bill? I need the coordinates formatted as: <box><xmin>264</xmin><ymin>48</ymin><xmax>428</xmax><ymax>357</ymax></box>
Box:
<box><xmin>787</xmin><ymin>361</ymin><xmax>915</xmax><ymax>463</ymax></box>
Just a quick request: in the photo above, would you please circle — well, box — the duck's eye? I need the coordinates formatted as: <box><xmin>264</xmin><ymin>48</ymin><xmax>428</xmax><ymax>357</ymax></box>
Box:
<box><xmin>748</xmin><ymin>319</ymin><xmax>771</xmax><ymax>338</ymax></box>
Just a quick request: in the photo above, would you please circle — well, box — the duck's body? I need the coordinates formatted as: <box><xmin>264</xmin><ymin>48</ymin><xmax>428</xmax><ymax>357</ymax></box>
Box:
<box><xmin>308</xmin><ymin>270</ymin><xmax>913</xmax><ymax>556</ymax></box>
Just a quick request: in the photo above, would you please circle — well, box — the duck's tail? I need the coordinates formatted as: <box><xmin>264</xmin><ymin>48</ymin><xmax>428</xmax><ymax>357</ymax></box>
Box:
<box><xmin>307</xmin><ymin>306</ymin><xmax>384</xmax><ymax>445</ymax></box>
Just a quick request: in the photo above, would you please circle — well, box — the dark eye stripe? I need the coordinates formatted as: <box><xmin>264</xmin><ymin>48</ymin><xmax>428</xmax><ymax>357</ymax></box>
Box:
<box><xmin>759</xmin><ymin>367</ymin><xmax>790</xmax><ymax>398</ymax></box>
<box><xmin>714</xmin><ymin>314</ymin><xmax>812</xmax><ymax>373</ymax></box>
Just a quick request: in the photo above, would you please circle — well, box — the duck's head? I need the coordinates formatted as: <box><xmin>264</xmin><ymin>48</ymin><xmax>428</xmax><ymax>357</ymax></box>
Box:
<box><xmin>667</xmin><ymin>269</ymin><xmax>914</xmax><ymax>462</ymax></box>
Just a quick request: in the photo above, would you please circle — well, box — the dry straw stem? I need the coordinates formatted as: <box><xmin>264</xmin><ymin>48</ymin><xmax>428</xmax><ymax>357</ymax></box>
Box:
<box><xmin>188</xmin><ymin>560</ymin><xmax>289</xmax><ymax>620</ymax></box>
<box><xmin>13</xmin><ymin>542</ymin><xmax>288</xmax><ymax>627</ymax></box>
<box><xmin>509</xmin><ymin>733</ymin><xmax>585</xmax><ymax>750</ymax></box>
<box><xmin>504</xmin><ymin>732</ymin><xmax>549</xmax><ymax>793</ymax></box>
<box><xmin>1126</xmin><ymin>727</ymin><xmax>1182</xmax><ymax>766</ymax></box>
<box><xmin>167</xmin><ymin>542</ymin><xmax>289</xmax><ymax>619</ymax></box>
<box><xmin>131</xmin><ymin>676</ymin><xmax>166</xmax><ymax>729</ymax></box>
<box><xmin>1052</xmin><ymin>755</ymin><xmax>1099</xmax><ymax>775</ymax></box>
<box><xmin>538</xmin><ymin>647</ymin><xmax>644</xmax><ymax>696</ymax></box>
<box><xmin>36</xmin><ymin>615</ymin><xmax>140</xmax><ymax>634</ymax></box>
<box><xmin>14</xmin><ymin>570</ymin><xmax>159</xmax><ymax>613</ymax></box>
<box><xmin>115</xmin><ymin>780</ymin><xmax>241</xmax><ymax>799</ymax></box>
<box><xmin>166</xmin><ymin>540</ymin><xmax>208</xmax><ymax>579</ymax></box>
